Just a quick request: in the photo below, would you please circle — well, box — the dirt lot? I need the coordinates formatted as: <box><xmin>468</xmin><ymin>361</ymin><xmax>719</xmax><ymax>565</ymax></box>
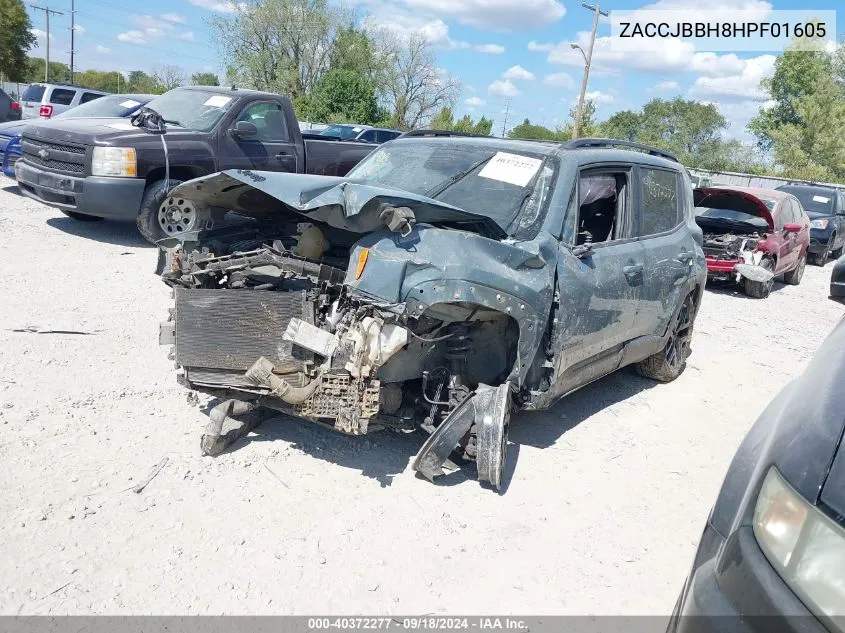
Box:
<box><xmin>1</xmin><ymin>179</ymin><xmax>843</xmax><ymax>616</ymax></box>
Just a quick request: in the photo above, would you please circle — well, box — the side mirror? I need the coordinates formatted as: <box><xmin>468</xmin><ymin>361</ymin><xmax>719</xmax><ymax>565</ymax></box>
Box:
<box><xmin>230</xmin><ymin>120</ymin><xmax>258</xmax><ymax>140</ymax></box>
<box><xmin>783</xmin><ymin>223</ymin><xmax>802</xmax><ymax>233</ymax></box>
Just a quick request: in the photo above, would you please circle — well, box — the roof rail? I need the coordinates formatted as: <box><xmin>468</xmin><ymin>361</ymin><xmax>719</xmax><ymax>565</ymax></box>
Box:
<box><xmin>562</xmin><ymin>138</ymin><xmax>679</xmax><ymax>163</ymax></box>
<box><xmin>399</xmin><ymin>129</ymin><xmax>489</xmax><ymax>139</ymax></box>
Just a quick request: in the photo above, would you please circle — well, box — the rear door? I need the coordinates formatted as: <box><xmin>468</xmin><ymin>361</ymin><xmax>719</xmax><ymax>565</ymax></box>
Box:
<box><xmin>552</xmin><ymin>165</ymin><xmax>644</xmax><ymax>394</ymax></box>
<box><xmin>217</xmin><ymin>100</ymin><xmax>298</xmax><ymax>172</ymax></box>
<box><xmin>20</xmin><ymin>84</ymin><xmax>46</xmax><ymax>119</ymax></box>
<box><xmin>45</xmin><ymin>87</ymin><xmax>77</xmax><ymax>117</ymax></box>
<box><xmin>631</xmin><ymin>165</ymin><xmax>695</xmax><ymax>340</ymax></box>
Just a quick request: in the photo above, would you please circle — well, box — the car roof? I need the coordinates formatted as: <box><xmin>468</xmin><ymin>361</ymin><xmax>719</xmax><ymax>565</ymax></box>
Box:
<box><xmin>27</xmin><ymin>83</ymin><xmax>108</xmax><ymax>93</ymax></box>
<box><xmin>172</xmin><ymin>85</ymin><xmax>280</xmax><ymax>99</ymax></box>
<box><xmin>778</xmin><ymin>183</ymin><xmax>843</xmax><ymax>195</ymax></box>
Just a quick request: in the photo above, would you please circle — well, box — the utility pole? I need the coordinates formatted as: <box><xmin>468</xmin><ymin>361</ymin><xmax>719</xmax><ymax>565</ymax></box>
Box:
<box><xmin>69</xmin><ymin>0</ymin><xmax>76</xmax><ymax>83</ymax></box>
<box><xmin>30</xmin><ymin>4</ymin><xmax>64</xmax><ymax>82</ymax></box>
<box><xmin>572</xmin><ymin>2</ymin><xmax>608</xmax><ymax>139</ymax></box>
<box><xmin>501</xmin><ymin>99</ymin><xmax>510</xmax><ymax>137</ymax></box>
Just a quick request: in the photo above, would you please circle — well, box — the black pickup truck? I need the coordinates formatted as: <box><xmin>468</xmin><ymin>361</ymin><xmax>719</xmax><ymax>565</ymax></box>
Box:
<box><xmin>14</xmin><ymin>86</ymin><xmax>377</xmax><ymax>242</ymax></box>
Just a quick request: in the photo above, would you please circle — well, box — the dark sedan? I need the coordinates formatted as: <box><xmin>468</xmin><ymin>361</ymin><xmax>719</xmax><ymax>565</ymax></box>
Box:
<box><xmin>670</xmin><ymin>305</ymin><xmax>845</xmax><ymax>633</ymax></box>
<box><xmin>777</xmin><ymin>184</ymin><xmax>845</xmax><ymax>266</ymax></box>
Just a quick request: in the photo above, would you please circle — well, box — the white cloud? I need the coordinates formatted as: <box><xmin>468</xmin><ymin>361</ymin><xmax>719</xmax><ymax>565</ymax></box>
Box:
<box><xmin>95</xmin><ymin>44</ymin><xmax>111</xmax><ymax>54</ymax></box>
<box><xmin>583</xmin><ymin>90</ymin><xmax>614</xmax><ymax>105</ymax></box>
<box><xmin>72</xmin><ymin>24</ymin><xmax>85</xmax><ymax>35</ymax></box>
<box><xmin>360</xmin><ymin>6</ymin><xmax>467</xmax><ymax>50</ymax></box>
<box><xmin>474</xmin><ymin>43</ymin><xmax>505</xmax><ymax>54</ymax></box>
<box><xmin>543</xmin><ymin>72</ymin><xmax>574</xmax><ymax>88</ymax></box>
<box><xmin>530</xmin><ymin>32</ymin><xmax>748</xmax><ymax>78</ymax></box>
<box><xmin>117</xmin><ymin>30</ymin><xmax>148</xmax><ymax>44</ymax></box>
<box><xmin>465</xmin><ymin>96</ymin><xmax>487</xmax><ymax>107</ymax></box>
<box><xmin>502</xmin><ymin>65</ymin><xmax>535</xmax><ymax>81</ymax></box>
<box><xmin>30</xmin><ymin>28</ymin><xmax>51</xmax><ymax>41</ymax></box>
<box><xmin>403</xmin><ymin>0</ymin><xmax>565</xmax><ymax>30</ymax></box>
<box><xmin>178</xmin><ymin>31</ymin><xmax>195</xmax><ymax>41</ymax></box>
<box><xmin>488</xmin><ymin>79</ymin><xmax>519</xmax><ymax>98</ymax></box>
<box><xmin>688</xmin><ymin>54</ymin><xmax>776</xmax><ymax>101</ymax></box>
<box><xmin>161</xmin><ymin>13</ymin><xmax>187</xmax><ymax>23</ymax></box>
<box><xmin>653</xmin><ymin>80</ymin><xmax>680</xmax><ymax>91</ymax></box>
<box><xmin>188</xmin><ymin>0</ymin><xmax>240</xmax><ymax>12</ymax></box>
<box><xmin>419</xmin><ymin>20</ymin><xmax>469</xmax><ymax>49</ymax></box>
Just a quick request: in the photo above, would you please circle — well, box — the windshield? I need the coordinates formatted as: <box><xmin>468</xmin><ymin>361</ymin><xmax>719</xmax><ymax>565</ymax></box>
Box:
<box><xmin>779</xmin><ymin>187</ymin><xmax>835</xmax><ymax>215</ymax></box>
<box><xmin>346</xmin><ymin>139</ymin><xmax>555</xmax><ymax>234</ymax></box>
<box><xmin>696</xmin><ymin>208</ymin><xmax>769</xmax><ymax>230</ymax></box>
<box><xmin>56</xmin><ymin>95</ymin><xmax>151</xmax><ymax>119</ymax></box>
<box><xmin>142</xmin><ymin>90</ymin><xmax>237</xmax><ymax>132</ymax></box>
<box><xmin>320</xmin><ymin>124</ymin><xmax>361</xmax><ymax>140</ymax></box>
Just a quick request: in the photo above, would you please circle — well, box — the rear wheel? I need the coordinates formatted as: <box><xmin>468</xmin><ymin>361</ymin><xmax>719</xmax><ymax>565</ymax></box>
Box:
<box><xmin>782</xmin><ymin>253</ymin><xmax>806</xmax><ymax>286</ymax></box>
<box><xmin>60</xmin><ymin>210</ymin><xmax>103</xmax><ymax>222</ymax></box>
<box><xmin>744</xmin><ymin>258</ymin><xmax>774</xmax><ymax>298</ymax></box>
<box><xmin>636</xmin><ymin>293</ymin><xmax>696</xmax><ymax>383</ymax></box>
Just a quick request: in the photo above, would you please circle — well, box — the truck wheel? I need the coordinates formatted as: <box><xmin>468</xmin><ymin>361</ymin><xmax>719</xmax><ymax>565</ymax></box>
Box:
<box><xmin>137</xmin><ymin>179</ymin><xmax>184</xmax><ymax>244</ymax></box>
<box><xmin>744</xmin><ymin>258</ymin><xmax>775</xmax><ymax>298</ymax></box>
<box><xmin>61</xmin><ymin>210</ymin><xmax>103</xmax><ymax>222</ymax></box>
<box><xmin>636</xmin><ymin>293</ymin><xmax>696</xmax><ymax>383</ymax></box>
<box><xmin>782</xmin><ymin>253</ymin><xmax>806</xmax><ymax>286</ymax></box>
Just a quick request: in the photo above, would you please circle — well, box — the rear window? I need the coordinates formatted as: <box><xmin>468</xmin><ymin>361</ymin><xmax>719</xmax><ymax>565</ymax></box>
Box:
<box><xmin>639</xmin><ymin>168</ymin><xmax>681</xmax><ymax>235</ymax></box>
<box><xmin>49</xmin><ymin>89</ymin><xmax>76</xmax><ymax>105</ymax></box>
<box><xmin>79</xmin><ymin>92</ymin><xmax>103</xmax><ymax>104</ymax></box>
<box><xmin>22</xmin><ymin>85</ymin><xmax>46</xmax><ymax>102</ymax></box>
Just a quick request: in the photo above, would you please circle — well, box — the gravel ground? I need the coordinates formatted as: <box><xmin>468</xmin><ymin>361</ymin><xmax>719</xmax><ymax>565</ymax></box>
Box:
<box><xmin>1</xmin><ymin>178</ymin><xmax>843</xmax><ymax>616</ymax></box>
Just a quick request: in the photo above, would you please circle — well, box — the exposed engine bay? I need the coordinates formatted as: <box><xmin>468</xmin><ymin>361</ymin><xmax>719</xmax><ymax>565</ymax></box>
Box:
<box><xmin>702</xmin><ymin>232</ymin><xmax>761</xmax><ymax>261</ymax></box>
<box><xmin>155</xmin><ymin>169</ymin><xmax>559</xmax><ymax>490</ymax></box>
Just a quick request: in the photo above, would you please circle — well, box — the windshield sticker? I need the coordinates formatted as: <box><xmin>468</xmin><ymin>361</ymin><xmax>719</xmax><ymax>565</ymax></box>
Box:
<box><xmin>107</xmin><ymin>123</ymin><xmax>135</xmax><ymax>130</ymax></box>
<box><xmin>203</xmin><ymin>95</ymin><xmax>232</xmax><ymax>108</ymax></box>
<box><xmin>478</xmin><ymin>152</ymin><xmax>543</xmax><ymax>187</ymax></box>
<box><xmin>119</xmin><ymin>99</ymin><xmax>141</xmax><ymax>108</ymax></box>
<box><xmin>813</xmin><ymin>195</ymin><xmax>831</xmax><ymax>203</ymax></box>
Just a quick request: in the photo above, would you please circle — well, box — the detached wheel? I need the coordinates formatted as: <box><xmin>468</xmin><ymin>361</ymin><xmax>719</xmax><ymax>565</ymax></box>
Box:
<box><xmin>782</xmin><ymin>253</ymin><xmax>806</xmax><ymax>286</ymax></box>
<box><xmin>136</xmin><ymin>179</ymin><xmax>184</xmax><ymax>244</ymax></box>
<box><xmin>744</xmin><ymin>258</ymin><xmax>775</xmax><ymax>298</ymax></box>
<box><xmin>61</xmin><ymin>210</ymin><xmax>103</xmax><ymax>222</ymax></box>
<box><xmin>636</xmin><ymin>293</ymin><xmax>696</xmax><ymax>383</ymax></box>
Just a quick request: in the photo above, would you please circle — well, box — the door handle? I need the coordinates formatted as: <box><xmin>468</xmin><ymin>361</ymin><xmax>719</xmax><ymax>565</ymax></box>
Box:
<box><xmin>275</xmin><ymin>152</ymin><xmax>291</xmax><ymax>159</ymax></box>
<box><xmin>623</xmin><ymin>263</ymin><xmax>644</xmax><ymax>286</ymax></box>
<box><xmin>677</xmin><ymin>250</ymin><xmax>694</xmax><ymax>263</ymax></box>
<box><xmin>623</xmin><ymin>264</ymin><xmax>643</xmax><ymax>274</ymax></box>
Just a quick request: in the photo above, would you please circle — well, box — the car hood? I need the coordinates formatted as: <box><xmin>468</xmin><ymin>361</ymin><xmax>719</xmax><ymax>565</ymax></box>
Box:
<box><xmin>20</xmin><ymin>117</ymin><xmax>205</xmax><ymax>146</ymax></box>
<box><xmin>0</xmin><ymin>120</ymin><xmax>29</xmax><ymax>136</ymax></box>
<box><xmin>168</xmin><ymin>169</ymin><xmax>508</xmax><ymax>239</ymax></box>
<box><xmin>693</xmin><ymin>187</ymin><xmax>775</xmax><ymax>231</ymax></box>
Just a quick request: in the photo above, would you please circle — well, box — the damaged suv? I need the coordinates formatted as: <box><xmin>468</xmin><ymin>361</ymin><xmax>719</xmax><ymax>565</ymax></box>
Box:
<box><xmin>157</xmin><ymin>133</ymin><xmax>706</xmax><ymax>489</ymax></box>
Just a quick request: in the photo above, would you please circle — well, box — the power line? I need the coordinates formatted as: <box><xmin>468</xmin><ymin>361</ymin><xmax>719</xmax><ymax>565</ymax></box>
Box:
<box><xmin>30</xmin><ymin>4</ymin><xmax>64</xmax><ymax>82</ymax></box>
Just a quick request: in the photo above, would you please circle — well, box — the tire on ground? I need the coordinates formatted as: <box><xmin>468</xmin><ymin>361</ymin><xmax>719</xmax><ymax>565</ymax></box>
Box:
<box><xmin>136</xmin><ymin>179</ymin><xmax>183</xmax><ymax>245</ymax></box>
<box><xmin>635</xmin><ymin>292</ymin><xmax>696</xmax><ymax>383</ymax></box>
<box><xmin>744</xmin><ymin>258</ymin><xmax>775</xmax><ymax>298</ymax></box>
<box><xmin>782</xmin><ymin>253</ymin><xmax>806</xmax><ymax>286</ymax></box>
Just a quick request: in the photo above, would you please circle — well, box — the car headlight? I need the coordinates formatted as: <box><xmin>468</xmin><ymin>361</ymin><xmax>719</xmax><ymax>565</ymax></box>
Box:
<box><xmin>754</xmin><ymin>468</ymin><xmax>845</xmax><ymax>630</ymax></box>
<box><xmin>91</xmin><ymin>146</ymin><xmax>136</xmax><ymax>177</ymax></box>
<box><xmin>810</xmin><ymin>219</ymin><xmax>830</xmax><ymax>230</ymax></box>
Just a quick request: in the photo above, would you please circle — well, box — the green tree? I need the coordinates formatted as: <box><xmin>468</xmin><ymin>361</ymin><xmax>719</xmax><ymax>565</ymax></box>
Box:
<box><xmin>429</xmin><ymin>106</ymin><xmax>454</xmax><ymax>130</ymax></box>
<box><xmin>599</xmin><ymin>110</ymin><xmax>641</xmax><ymax>141</ymax></box>
<box><xmin>0</xmin><ymin>0</ymin><xmax>35</xmax><ymax>81</ymax></box>
<box><xmin>25</xmin><ymin>58</ymin><xmax>71</xmax><ymax>83</ymax></box>
<box><xmin>191</xmin><ymin>72</ymin><xmax>220</xmax><ymax>86</ymax></box>
<box><xmin>508</xmin><ymin>119</ymin><xmax>563</xmax><ymax>140</ymax></box>
<box><xmin>126</xmin><ymin>70</ymin><xmax>162</xmax><ymax>94</ymax></box>
<box><xmin>304</xmin><ymin>69</ymin><xmax>379</xmax><ymax>124</ymax></box>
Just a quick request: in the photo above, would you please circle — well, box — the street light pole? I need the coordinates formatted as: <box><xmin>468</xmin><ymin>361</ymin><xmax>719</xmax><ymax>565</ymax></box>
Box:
<box><xmin>572</xmin><ymin>2</ymin><xmax>608</xmax><ymax>139</ymax></box>
<box><xmin>30</xmin><ymin>4</ymin><xmax>65</xmax><ymax>82</ymax></box>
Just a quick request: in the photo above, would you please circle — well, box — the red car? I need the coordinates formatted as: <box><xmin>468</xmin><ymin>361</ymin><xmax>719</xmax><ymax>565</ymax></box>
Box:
<box><xmin>694</xmin><ymin>186</ymin><xmax>810</xmax><ymax>298</ymax></box>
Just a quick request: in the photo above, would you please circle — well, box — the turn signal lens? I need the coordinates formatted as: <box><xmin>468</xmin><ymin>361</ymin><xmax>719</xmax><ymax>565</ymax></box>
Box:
<box><xmin>355</xmin><ymin>248</ymin><xmax>369</xmax><ymax>280</ymax></box>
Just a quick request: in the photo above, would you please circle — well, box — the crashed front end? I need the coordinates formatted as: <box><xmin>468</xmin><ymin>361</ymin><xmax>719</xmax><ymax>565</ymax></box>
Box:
<box><xmin>157</xmin><ymin>170</ymin><xmax>556</xmax><ymax>489</ymax></box>
<box><xmin>701</xmin><ymin>232</ymin><xmax>770</xmax><ymax>283</ymax></box>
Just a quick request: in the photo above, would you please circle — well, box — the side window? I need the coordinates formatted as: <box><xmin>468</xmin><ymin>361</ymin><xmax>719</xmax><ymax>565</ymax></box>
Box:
<box><xmin>378</xmin><ymin>130</ymin><xmax>399</xmax><ymax>143</ymax></box>
<box><xmin>79</xmin><ymin>92</ymin><xmax>102</xmax><ymax>104</ymax></box>
<box><xmin>570</xmin><ymin>170</ymin><xmax>630</xmax><ymax>245</ymax></box>
<box><xmin>638</xmin><ymin>168</ymin><xmax>680</xmax><ymax>236</ymax></box>
<box><xmin>236</xmin><ymin>102</ymin><xmax>288</xmax><ymax>142</ymax></box>
<box><xmin>358</xmin><ymin>130</ymin><xmax>377</xmax><ymax>143</ymax></box>
<box><xmin>49</xmin><ymin>89</ymin><xmax>76</xmax><ymax>106</ymax></box>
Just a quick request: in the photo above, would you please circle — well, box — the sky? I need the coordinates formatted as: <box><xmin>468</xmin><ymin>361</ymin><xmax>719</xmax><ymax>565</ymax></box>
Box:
<box><xmin>24</xmin><ymin>0</ymin><xmax>844</xmax><ymax>140</ymax></box>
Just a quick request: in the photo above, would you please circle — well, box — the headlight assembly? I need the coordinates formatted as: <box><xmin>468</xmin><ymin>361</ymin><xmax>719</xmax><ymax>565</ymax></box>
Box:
<box><xmin>754</xmin><ymin>467</ymin><xmax>845</xmax><ymax>631</ymax></box>
<box><xmin>91</xmin><ymin>146</ymin><xmax>136</xmax><ymax>177</ymax></box>
<box><xmin>810</xmin><ymin>219</ymin><xmax>830</xmax><ymax>230</ymax></box>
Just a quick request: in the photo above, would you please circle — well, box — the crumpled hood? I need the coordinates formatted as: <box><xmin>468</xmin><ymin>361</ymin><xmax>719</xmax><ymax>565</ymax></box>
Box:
<box><xmin>168</xmin><ymin>169</ymin><xmax>507</xmax><ymax>238</ymax></box>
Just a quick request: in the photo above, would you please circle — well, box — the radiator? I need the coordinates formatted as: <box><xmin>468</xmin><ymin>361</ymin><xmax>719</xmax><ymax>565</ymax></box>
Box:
<box><xmin>174</xmin><ymin>288</ymin><xmax>314</xmax><ymax>373</ymax></box>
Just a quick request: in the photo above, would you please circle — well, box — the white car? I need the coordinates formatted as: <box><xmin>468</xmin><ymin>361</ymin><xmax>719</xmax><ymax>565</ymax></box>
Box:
<box><xmin>20</xmin><ymin>83</ymin><xmax>108</xmax><ymax>120</ymax></box>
